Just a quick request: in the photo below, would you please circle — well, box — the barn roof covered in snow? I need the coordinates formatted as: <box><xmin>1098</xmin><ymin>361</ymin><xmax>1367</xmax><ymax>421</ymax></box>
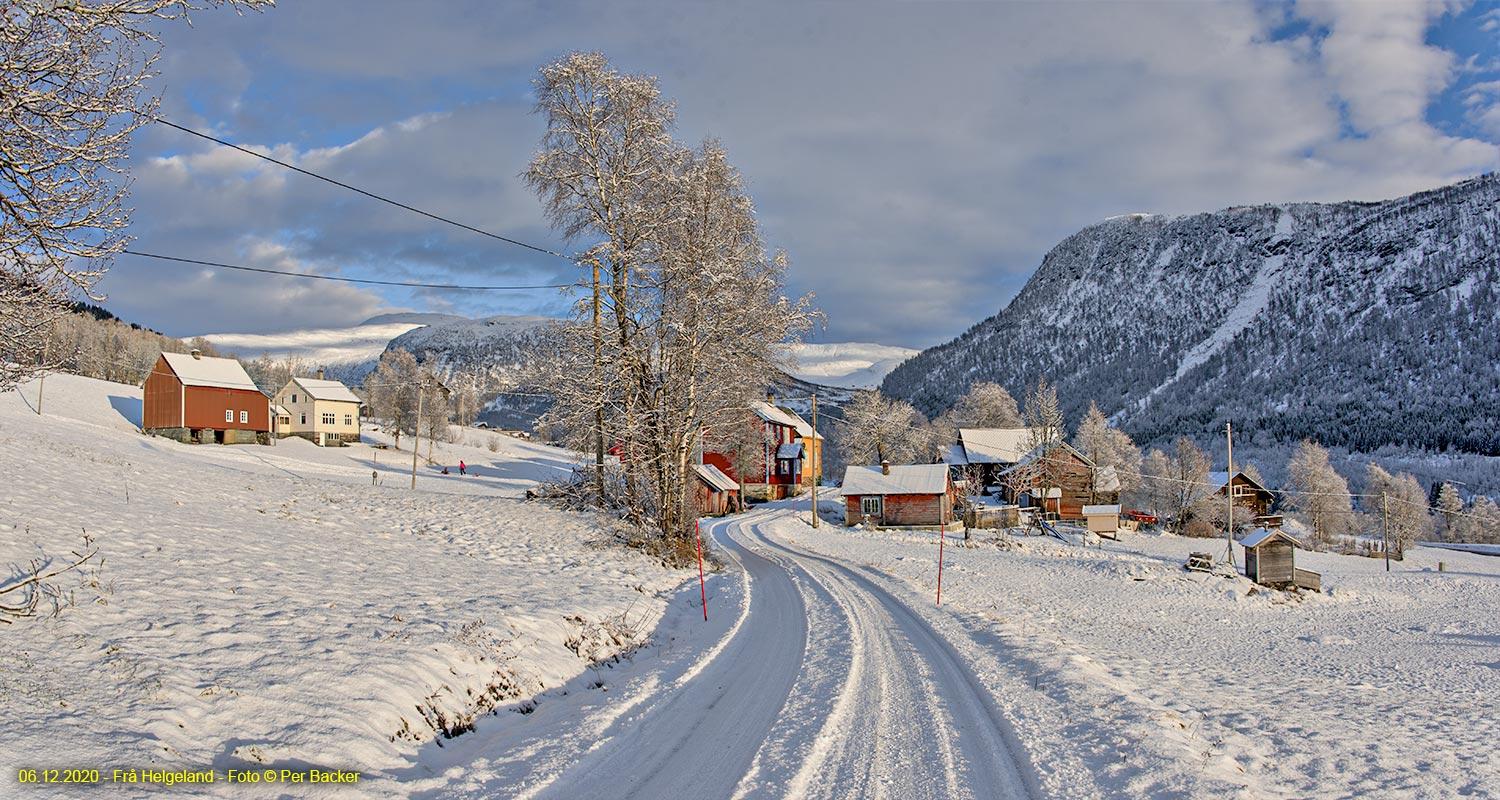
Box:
<box><xmin>160</xmin><ymin>352</ymin><xmax>260</xmax><ymax>391</ymax></box>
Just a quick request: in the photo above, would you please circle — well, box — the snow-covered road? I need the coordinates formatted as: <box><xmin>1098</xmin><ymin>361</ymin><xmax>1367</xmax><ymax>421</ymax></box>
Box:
<box><xmin>533</xmin><ymin>506</ymin><xmax>1035</xmax><ymax>800</ymax></box>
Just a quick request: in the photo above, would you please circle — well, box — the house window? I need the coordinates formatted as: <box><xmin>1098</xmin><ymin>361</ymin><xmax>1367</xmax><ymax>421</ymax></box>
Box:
<box><xmin>322</xmin><ymin>413</ymin><xmax>336</xmax><ymax>425</ymax></box>
<box><xmin>861</xmin><ymin>495</ymin><xmax>883</xmax><ymax>517</ymax></box>
<box><xmin>301</xmin><ymin>413</ymin><xmax>307</xmax><ymax>424</ymax></box>
<box><xmin>291</xmin><ymin>394</ymin><xmax>297</xmax><ymax>403</ymax></box>
<box><xmin>344</xmin><ymin>414</ymin><xmax>353</xmax><ymax>425</ymax></box>
<box><xmin>239</xmin><ymin>410</ymin><xmax>248</xmax><ymax>424</ymax></box>
<box><xmin>225</xmin><ymin>409</ymin><xmax>233</xmax><ymax>422</ymax></box>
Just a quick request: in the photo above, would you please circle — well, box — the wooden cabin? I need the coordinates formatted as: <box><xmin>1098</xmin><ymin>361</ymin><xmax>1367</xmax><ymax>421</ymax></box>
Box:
<box><xmin>692</xmin><ymin>463</ymin><xmax>741</xmax><ymax>517</ymax></box>
<box><xmin>1242</xmin><ymin>527</ymin><xmax>1319</xmax><ymax>589</ymax></box>
<box><xmin>998</xmin><ymin>441</ymin><xmax>1096</xmax><ymax>519</ymax></box>
<box><xmin>1209</xmin><ymin>470</ymin><xmax>1276</xmax><ymax>518</ymax></box>
<box><xmin>842</xmin><ymin>462</ymin><xmax>955</xmax><ymax>529</ymax></box>
<box><xmin>142</xmin><ymin>350</ymin><xmax>270</xmax><ymax>445</ymax></box>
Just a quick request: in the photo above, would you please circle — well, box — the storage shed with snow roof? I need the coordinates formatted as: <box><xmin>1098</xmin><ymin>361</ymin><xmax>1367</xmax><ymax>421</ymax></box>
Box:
<box><xmin>1242</xmin><ymin>527</ymin><xmax>1305</xmax><ymax>587</ymax></box>
<box><xmin>142</xmin><ymin>350</ymin><xmax>270</xmax><ymax>444</ymax></box>
<box><xmin>692</xmin><ymin>463</ymin><xmax>741</xmax><ymax>517</ymax></box>
<box><xmin>841</xmin><ymin>462</ymin><xmax>955</xmax><ymax>529</ymax></box>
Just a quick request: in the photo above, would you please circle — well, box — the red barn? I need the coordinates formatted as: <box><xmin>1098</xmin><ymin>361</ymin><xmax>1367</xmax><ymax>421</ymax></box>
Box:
<box><xmin>841</xmin><ymin>463</ymin><xmax>956</xmax><ymax>529</ymax></box>
<box><xmin>143</xmin><ymin>350</ymin><xmax>270</xmax><ymax>444</ymax></box>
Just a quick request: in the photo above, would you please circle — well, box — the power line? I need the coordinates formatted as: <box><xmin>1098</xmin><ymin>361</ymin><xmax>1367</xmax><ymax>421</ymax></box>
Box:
<box><xmin>146</xmin><ymin>116</ymin><xmax>572</xmax><ymax>260</ymax></box>
<box><xmin>123</xmin><ymin>249</ymin><xmax>577</xmax><ymax>291</ymax></box>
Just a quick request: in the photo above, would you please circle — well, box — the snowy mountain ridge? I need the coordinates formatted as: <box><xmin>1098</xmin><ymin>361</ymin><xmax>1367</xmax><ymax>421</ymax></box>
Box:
<box><xmin>883</xmin><ymin>173</ymin><xmax>1500</xmax><ymax>457</ymax></box>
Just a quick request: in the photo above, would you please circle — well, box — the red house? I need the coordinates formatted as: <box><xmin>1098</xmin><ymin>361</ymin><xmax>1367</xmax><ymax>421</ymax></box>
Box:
<box><xmin>703</xmin><ymin>397</ymin><xmax>805</xmax><ymax>502</ymax></box>
<box><xmin>143</xmin><ymin>350</ymin><xmax>271</xmax><ymax>445</ymax></box>
<box><xmin>841</xmin><ymin>462</ymin><xmax>956</xmax><ymax>529</ymax></box>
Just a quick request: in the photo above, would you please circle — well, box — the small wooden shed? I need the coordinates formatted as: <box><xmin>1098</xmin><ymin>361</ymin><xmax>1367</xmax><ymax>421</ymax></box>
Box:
<box><xmin>1241</xmin><ymin>527</ymin><xmax>1319</xmax><ymax>588</ymax></box>
<box><xmin>692</xmin><ymin>463</ymin><xmax>740</xmax><ymax>517</ymax></box>
<box><xmin>1082</xmin><ymin>504</ymin><xmax>1122</xmax><ymax>538</ymax></box>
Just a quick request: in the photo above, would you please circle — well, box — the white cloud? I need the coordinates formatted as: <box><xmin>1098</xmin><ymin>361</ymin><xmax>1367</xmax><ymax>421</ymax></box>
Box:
<box><xmin>116</xmin><ymin>0</ymin><xmax>1500</xmax><ymax>347</ymax></box>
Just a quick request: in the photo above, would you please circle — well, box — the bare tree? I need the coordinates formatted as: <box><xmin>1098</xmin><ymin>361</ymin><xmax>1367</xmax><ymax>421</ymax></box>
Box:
<box><xmin>1</xmin><ymin>0</ymin><xmax>270</xmax><ymax>391</ymax></box>
<box><xmin>833</xmin><ymin>390</ymin><xmax>931</xmax><ymax>468</ymax></box>
<box><xmin>1167</xmin><ymin>437</ymin><xmax>1210</xmax><ymax>535</ymax></box>
<box><xmin>526</xmin><ymin>57</ymin><xmax>819</xmax><ymax>553</ymax></box>
<box><xmin>366</xmin><ymin>350</ymin><xmax>420</xmax><ymax>449</ymax></box>
<box><xmin>1286</xmin><ymin>439</ymin><xmax>1353</xmax><ymax>546</ymax></box>
<box><xmin>1140</xmin><ymin>448</ymin><xmax>1174</xmax><ymax>519</ymax></box>
<box><xmin>933</xmin><ymin>381</ymin><xmax>1021</xmax><ymax>439</ymax></box>
<box><xmin>1365</xmin><ymin>464</ymin><xmax>1432</xmax><ymax>559</ymax></box>
<box><xmin>1071</xmin><ymin>401</ymin><xmax>1141</xmax><ymax>496</ymax></box>
<box><xmin>1435</xmin><ymin>482</ymin><xmax>1463</xmax><ymax>541</ymax></box>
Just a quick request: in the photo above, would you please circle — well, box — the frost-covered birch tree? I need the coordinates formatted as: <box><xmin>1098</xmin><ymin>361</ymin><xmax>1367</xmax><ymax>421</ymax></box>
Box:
<box><xmin>833</xmin><ymin>390</ymin><xmax>931</xmax><ymax>468</ymax></box>
<box><xmin>1365</xmin><ymin>465</ymin><xmax>1432</xmax><ymax>559</ymax></box>
<box><xmin>933</xmin><ymin>381</ymin><xmax>1021</xmax><ymax>438</ymax></box>
<box><xmin>1286</xmin><ymin>440</ymin><xmax>1353</xmax><ymax>546</ymax></box>
<box><xmin>1</xmin><ymin>0</ymin><xmax>270</xmax><ymax>391</ymax></box>
<box><xmin>1072</xmin><ymin>401</ymin><xmax>1141</xmax><ymax>493</ymax></box>
<box><xmin>526</xmin><ymin>54</ymin><xmax>818</xmax><ymax>554</ymax></box>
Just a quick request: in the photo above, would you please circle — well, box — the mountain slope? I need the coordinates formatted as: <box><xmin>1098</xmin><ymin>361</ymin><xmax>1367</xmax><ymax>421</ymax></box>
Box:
<box><xmin>786</xmin><ymin>342</ymin><xmax>919</xmax><ymax>389</ymax></box>
<box><xmin>882</xmin><ymin>174</ymin><xmax>1500</xmax><ymax>456</ymax></box>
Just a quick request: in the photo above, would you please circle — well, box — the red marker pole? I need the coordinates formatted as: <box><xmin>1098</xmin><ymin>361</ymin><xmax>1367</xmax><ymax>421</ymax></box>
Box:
<box><xmin>696</xmin><ymin>518</ymin><xmax>708</xmax><ymax>621</ymax></box>
<box><xmin>937</xmin><ymin>526</ymin><xmax>945</xmax><ymax>605</ymax></box>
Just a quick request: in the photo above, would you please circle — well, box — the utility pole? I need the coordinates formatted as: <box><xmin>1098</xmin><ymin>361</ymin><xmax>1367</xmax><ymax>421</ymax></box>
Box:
<box><xmin>411</xmin><ymin>380</ymin><xmax>425</xmax><ymax>490</ymax></box>
<box><xmin>592</xmin><ymin>258</ymin><xmax>605</xmax><ymax>508</ymax></box>
<box><xmin>1225</xmin><ymin>421</ymin><xmax>1234</xmax><ymax>567</ymax></box>
<box><xmin>811</xmin><ymin>393</ymin><xmax>819</xmax><ymax>528</ymax></box>
<box><xmin>1382</xmin><ymin>492</ymin><xmax>1391</xmax><ymax>572</ymax></box>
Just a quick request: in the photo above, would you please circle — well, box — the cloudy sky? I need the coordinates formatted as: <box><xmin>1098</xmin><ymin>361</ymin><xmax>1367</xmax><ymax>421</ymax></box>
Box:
<box><xmin>101</xmin><ymin>0</ymin><xmax>1500</xmax><ymax>348</ymax></box>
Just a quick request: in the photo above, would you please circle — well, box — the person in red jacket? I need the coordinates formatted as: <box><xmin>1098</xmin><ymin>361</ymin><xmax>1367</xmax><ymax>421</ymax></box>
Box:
<box><xmin>459</xmin><ymin>461</ymin><xmax>466</xmax><ymax>476</ymax></box>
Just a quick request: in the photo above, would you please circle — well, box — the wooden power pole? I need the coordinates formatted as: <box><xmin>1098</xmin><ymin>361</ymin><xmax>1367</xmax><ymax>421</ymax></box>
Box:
<box><xmin>1225</xmin><ymin>421</ymin><xmax>1235</xmax><ymax>567</ymax></box>
<box><xmin>811</xmin><ymin>393</ymin><xmax>819</xmax><ymax>528</ymax></box>
<box><xmin>411</xmin><ymin>381</ymin><xmax>425</xmax><ymax>490</ymax></box>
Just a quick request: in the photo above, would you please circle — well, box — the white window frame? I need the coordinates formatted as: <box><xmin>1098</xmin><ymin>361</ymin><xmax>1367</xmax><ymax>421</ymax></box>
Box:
<box><xmin>225</xmin><ymin>409</ymin><xmax>233</xmax><ymax>422</ymax></box>
<box><xmin>239</xmin><ymin>410</ymin><xmax>248</xmax><ymax>424</ymax></box>
<box><xmin>860</xmin><ymin>495</ymin><xmax>883</xmax><ymax>517</ymax></box>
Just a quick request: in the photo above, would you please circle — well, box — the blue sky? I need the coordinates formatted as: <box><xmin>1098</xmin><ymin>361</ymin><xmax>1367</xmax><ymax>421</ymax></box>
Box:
<box><xmin>100</xmin><ymin>0</ymin><xmax>1500</xmax><ymax>348</ymax></box>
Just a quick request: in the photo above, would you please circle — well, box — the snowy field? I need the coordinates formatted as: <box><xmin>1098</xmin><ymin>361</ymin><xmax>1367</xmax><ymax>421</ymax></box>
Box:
<box><xmin>0</xmin><ymin>374</ymin><xmax>693</xmax><ymax>797</ymax></box>
<box><xmin>771</xmin><ymin>501</ymin><xmax>1500</xmax><ymax>799</ymax></box>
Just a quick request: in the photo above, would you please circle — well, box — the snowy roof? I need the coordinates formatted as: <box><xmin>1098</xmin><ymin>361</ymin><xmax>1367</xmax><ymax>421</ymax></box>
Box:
<box><xmin>776</xmin><ymin>442</ymin><xmax>805</xmax><ymax>460</ymax></box>
<box><xmin>941</xmin><ymin>443</ymin><xmax>968</xmax><ymax>466</ymax></box>
<box><xmin>273</xmin><ymin>404</ymin><xmax>290</xmax><ymax>416</ymax></box>
<box><xmin>958</xmin><ymin>428</ymin><xmax>1033</xmax><ymax>464</ymax></box>
<box><xmin>292</xmin><ymin>377</ymin><xmax>361</xmax><ymax>403</ymax></box>
<box><xmin>776</xmin><ymin>406</ymin><xmax>823</xmax><ymax>440</ymax></box>
<box><xmin>841</xmin><ymin>464</ymin><xmax>950</xmax><ymax>496</ymax></box>
<box><xmin>693</xmin><ymin>463</ymin><xmax>739</xmax><ymax>493</ymax></box>
<box><xmin>160</xmin><ymin>352</ymin><xmax>260</xmax><ymax>391</ymax></box>
<box><xmin>751</xmin><ymin>400</ymin><xmax>802</xmax><ymax>430</ymax></box>
<box><xmin>1209</xmin><ymin>470</ymin><xmax>1271</xmax><ymax>493</ymax></box>
<box><xmin>1240</xmin><ymin>527</ymin><xmax>1300</xmax><ymax>549</ymax></box>
<box><xmin>1082</xmin><ymin>504</ymin><xmax>1121</xmax><ymax>516</ymax></box>
<box><xmin>998</xmin><ymin>440</ymin><xmax>1095</xmax><ymax>475</ymax></box>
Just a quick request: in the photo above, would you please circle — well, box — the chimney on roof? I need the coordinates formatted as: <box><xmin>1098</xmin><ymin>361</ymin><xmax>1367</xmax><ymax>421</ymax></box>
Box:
<box><xmin>766</xmin><ymin>391</ymin><xmax>775</xmax><ymax>404</ymax></box>
<box><xmin>881</xmin><ymin>460</ymin><xmax>890</xmax><ymax>475</ymax></box>
<box><xmin>318</xmin><ymin>367</ymin><xmax>325</xmax><ymax>380</ymax></box>
<box><xmin>190</xmin><ymin>349</ymin><xmax>201</xmax><ymax>360</ymax></box>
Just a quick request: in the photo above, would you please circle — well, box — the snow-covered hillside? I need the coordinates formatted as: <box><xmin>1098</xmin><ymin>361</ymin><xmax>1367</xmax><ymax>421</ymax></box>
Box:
<box><xmin>884</xmin><ymin>174</ymin><xmax>1500</xmax><ymax>458</ymax></box>
<box><xmin>0</xmin><ymin>374</ymin><xmax>696</xmax><ymax>796</ymax></box>
<box><xmin>786</xmin><ymin>342</ymin><xmax>918</xmax><ymax>389</ymax></box>
<box><xmin>201</xmin><ymin>320</ymin><xmax>433</xmax><ymax>373</ymax></box>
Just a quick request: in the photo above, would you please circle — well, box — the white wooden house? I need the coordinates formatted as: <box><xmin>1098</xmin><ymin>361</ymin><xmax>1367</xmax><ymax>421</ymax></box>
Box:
<box><xmin>274</xmin><ymin>372</ymin><xmax>362</xmax><ymax>446</ymax></box>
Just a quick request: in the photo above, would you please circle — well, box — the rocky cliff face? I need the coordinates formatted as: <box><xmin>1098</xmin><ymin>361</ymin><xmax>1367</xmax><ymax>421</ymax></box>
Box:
<box><xmin>883</xmin><ymin>174</ymin><xmax>1500</xmax><ymax>456</ymax></box>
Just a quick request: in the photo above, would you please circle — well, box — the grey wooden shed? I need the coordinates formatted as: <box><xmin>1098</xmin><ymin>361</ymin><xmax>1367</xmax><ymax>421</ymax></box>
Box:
<box><xmin>1242</xmin><ymin>527</ymin><xmax>1318</xmax><ymax>589</ymax></box>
